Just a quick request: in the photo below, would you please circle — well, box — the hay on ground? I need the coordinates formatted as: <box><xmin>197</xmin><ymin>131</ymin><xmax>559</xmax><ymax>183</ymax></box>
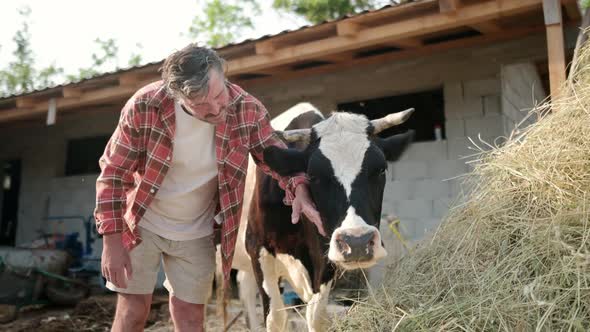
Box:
<box><xmin>331</xmin><ymin>44</ymin><xmax>590</xmax><ymax>331</ymax></box>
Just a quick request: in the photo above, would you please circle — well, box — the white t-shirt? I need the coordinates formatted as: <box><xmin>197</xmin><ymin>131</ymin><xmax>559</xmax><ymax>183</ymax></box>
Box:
<box><xmin>140</xmin><ymin>102</ymin><xmax>218</xmax><ymax>241</ymax></box>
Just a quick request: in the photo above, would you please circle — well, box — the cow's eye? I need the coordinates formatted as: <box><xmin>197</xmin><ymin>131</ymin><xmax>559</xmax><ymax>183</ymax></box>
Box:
<box><xmin>372</xmin><ymin>168</ymin><xmax>386</xmax><ymax>177</ymax></box>
<box><xmin>309</xmin><ymin>175</ymin><xmax>319</xmax><ymax>184</ymax></box>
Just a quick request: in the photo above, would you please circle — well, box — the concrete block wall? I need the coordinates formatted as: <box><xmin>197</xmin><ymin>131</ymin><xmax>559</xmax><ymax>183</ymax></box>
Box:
<box><xmin>501</xmin><ymin>62</ymin><xmax>546</xmax><ymax>134</ymax></box>
<box><xmin>0</xmin><ymin>110</ymin><xmax>120</xmax><ymax>247</ymax></box>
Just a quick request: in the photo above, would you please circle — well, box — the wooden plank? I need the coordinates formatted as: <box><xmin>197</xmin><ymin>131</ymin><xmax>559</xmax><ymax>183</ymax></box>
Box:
<box><xmin>255</xmin><ymin>40</ymin><xmax>275</xmax><ymax>55</ymax></box>
<box><xmin>545</xmin><ymin>24</ymin><xmax>566</xmax><ymax>98</ymax></box>
<box><xmin>470</xmin><ymin>21</ymin><xmax>503</xmax><ymax>34</ymax></box>
<box><xmin>0</xmin><ymin>82</ymin><xmax>149</xmax><ymax>123</ymax></box>
<box><xmin>543</xmin><ymin>0</ymin><xmax>562</xmax><ymax>25</ymax></box>
<box><xmin>439</xmin><ymin>0</ymin><xmax>461</xmax><ymax>14</ymax></box>
<box><xmin>15</xmin><ymin>97</ymin><xmax>36</xmax><ymax>109</ymax></box>
<box><xmin>119</xmin><ymin>73</ymin><xmax>140</xmax><ymax>86</ymax></box>
<box><xmin>238</xmin><ymin>25</ymin><xmax>544</xmax><ymax>88</ymax></box>
<box><xmin>336</xmin><ymin>21</ymin><xmax>361</xmax><ymax>37</ymax></box>
<box><xmin>62</xmin><ymin>87</ymin><xmax>82</xmax><ymax>98</ymax></box>
<box><xmin>227</xmin><ymin>0</ymin><xmax>544</xmax><ymax>75</ymax></box>
<box><xmin>386</xmin><ymin>38</ymin><xmax>424</xmax><ymax>48</ymax></box>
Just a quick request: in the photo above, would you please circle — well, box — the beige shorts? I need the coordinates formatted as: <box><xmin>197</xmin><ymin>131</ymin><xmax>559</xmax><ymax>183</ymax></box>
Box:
<box><xmin>106</xmin><ymin>227</ymin><xmax>215</xmax><ymax>304</ymax></box>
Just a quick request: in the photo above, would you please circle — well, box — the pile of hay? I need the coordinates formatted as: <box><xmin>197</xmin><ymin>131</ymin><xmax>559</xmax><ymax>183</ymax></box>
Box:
<box><xmin>331</xmin><ymin>47</ymin><xmax>590</xmax><ymax>331</ymax></box>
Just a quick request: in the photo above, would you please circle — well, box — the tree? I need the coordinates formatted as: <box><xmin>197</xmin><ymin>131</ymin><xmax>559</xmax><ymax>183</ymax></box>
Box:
<box><xmin>272</xmin><ymin>0</ymin><xmax>378</xmax><ymax>24</ymax></box>
<box><xmin>189</xmin><ymin>0</ymin><xmax>260</xmax><ymax>47</ymax></box>
<box><xmin>67</xmin><ymin>38</ymin><xmax>120</xmax><ymax>81</ymax></box>
<box><xmin>0</xmin><ymin>7</ymin><xmax>63</xmax><ymax>96</ymax></box>
<box><xmin>128</xmin><ymin>43</ymin><xmax>144</xmax><ymax>67</ymax></box>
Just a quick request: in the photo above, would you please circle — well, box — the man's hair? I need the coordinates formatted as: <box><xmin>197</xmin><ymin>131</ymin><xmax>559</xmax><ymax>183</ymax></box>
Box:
<box><xmin>160</xmin><ymin>43</ymin><xmax>226</xmax><ymax>100</ymax></box>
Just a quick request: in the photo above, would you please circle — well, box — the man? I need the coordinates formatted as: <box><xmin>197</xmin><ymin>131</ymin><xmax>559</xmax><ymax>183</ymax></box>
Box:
<box><xmin>94</xmin><ymin>44</ymin><xmax>324</xmax><ymax>332</ymax></box>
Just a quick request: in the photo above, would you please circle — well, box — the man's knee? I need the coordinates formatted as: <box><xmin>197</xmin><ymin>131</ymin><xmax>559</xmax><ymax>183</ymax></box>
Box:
<box><xmin>170</xmin><ymin>296</ymin><xmax>204</xmax><ymax>322</ymax></box>
<box><xmin>115</xmin><ymin>294</ymin><xmax>152</xmax><ymax>325</ymax></box>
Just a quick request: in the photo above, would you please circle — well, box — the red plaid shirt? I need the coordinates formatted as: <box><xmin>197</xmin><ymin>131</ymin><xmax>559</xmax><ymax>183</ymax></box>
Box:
<box><xmin>94</xmin><ymin>80</ymin><xmax>307</xmax><ymax>285</ymax></box>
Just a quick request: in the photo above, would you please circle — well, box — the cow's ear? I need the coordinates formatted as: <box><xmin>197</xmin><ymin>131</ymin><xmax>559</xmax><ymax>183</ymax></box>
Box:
<box><xmin>374</xmin><ymin>130</ymin><xmax>414</xmax><ymax>161</ymax></box>
<box><xmin>263</xmin><ymin>146</ymin><xmax>308</xmax><ymax>176</ymax></box>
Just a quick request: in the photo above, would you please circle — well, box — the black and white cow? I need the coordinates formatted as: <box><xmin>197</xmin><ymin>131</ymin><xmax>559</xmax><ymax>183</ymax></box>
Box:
<box><xmin>241</xmin><ymin>103</ymin><xmax>414</xmax><ymax>331</ymax></box>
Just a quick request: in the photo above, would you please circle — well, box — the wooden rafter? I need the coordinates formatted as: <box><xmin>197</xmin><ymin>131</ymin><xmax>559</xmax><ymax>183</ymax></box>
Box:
<box><xmin>439</xmin><ymin>0</ymin><xmax>461</xmax><ymax>14</ymax></box>
<box><xmin>337</xmin><ymin>21</ymin><xmax>361</xmax><ymax>37</ymax></box>
<box><xmin>470</xmin><ymin>21</ymin><xmax>503</xmax><ymax>34</ymax></box>
<box><xmin>227</xmin><ymin>0</ymin><xmax>544</xmax><ymax>75</ymax></box>
<box><xmin>255</xmin><ymin>40</ymin><xmax>275</xmax><ymax>55</ymax></box>
<box><xmin>238</xmin><ymin>25</ymin><xmax>545</xmax><ymax>89</ymax></box>
<box><xmin>15</xmin><ymin>97</ymin><xmax>36</xmax><ymax>109</ymax></box>
<box><xmin>119</xmin><ymin>72</ymin><xmax>141</xmax><ymax>87</ymax></box>
<box><xmin>62</xmin><ymin>87</ymin><xmax>82</xmax><ymax>98</ymax></box>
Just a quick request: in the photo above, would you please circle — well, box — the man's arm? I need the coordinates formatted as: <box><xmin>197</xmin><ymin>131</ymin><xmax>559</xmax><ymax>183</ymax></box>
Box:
<box><xmin>248</xmin><ymin>102</ymin><xmax>326</xmax><ymax>236</ymax></box>
<box><xmin>94</xmin><ymin>98</ymin><xmax>141</xmax><ymax>235</ymax></box>
<box><xmin>248</xmin><ymin>102</ymin><xmax>307</xmax><ymax>204</ymax></box>
<box><xmin>94</xmin><ymin>98</ymin><xmax>142</xmax><ymax>288</ymax></box>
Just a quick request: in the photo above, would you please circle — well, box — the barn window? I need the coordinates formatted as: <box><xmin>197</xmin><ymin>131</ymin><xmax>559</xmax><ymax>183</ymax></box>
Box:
<box><xmin>337</xmin><ymin>88</ymin><xmax>445</xmax><ymax>142</ymax></box>
<box><xmin>65</xmin><ymin>136</ymin><xmax>110</xmax><ymax>176</ymax></box>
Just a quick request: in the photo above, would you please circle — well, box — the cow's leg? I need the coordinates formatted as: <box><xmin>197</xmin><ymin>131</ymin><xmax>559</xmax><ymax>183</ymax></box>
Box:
<box><xmin>305</xmin><ymin>281</ymin><xmax>333</xmax><ymax>332</ymax></box>
<box><xmin>254</xmin><ymin>248</ymin><xmax>288</xmax><ymax>332</ymax></box>
<box><xmin>237</xmin><ymin>269</ymin><xmax>262</xmax><ymax>331</ymax></box>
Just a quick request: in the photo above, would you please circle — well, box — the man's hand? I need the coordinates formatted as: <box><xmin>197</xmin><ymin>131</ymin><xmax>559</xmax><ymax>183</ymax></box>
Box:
<box><xmin>292</xmin><ymin>184</ymin><xmax>326</xmax><ymax>236</ymax></box>
<box><xmin>101</xmin><ymin>233</ymin><xmax>133</xmax><ymax>288</ymax></box>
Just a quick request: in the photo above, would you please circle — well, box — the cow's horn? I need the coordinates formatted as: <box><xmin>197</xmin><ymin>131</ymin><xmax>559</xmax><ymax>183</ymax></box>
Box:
<box><xmin>370</xmin><ymin>108</ymin><xmax>414</xmax><ymax>135</ymax></box>
<box><xmin>277</xmin><ymin>128</ymin><xmax>312</xmax><ymax>144</ymax></box>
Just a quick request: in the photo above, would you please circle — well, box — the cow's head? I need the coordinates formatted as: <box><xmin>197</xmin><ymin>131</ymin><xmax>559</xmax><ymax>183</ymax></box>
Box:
<box><xmin>263</xmin><ymin>107</ymin><xmax>414</xmax><ymax>270</ymax></box>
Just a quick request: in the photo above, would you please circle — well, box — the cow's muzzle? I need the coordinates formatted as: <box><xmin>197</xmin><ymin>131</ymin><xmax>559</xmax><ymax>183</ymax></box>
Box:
<box><xmin>335</xmin><ymin>231</ymin><xmax>376</xmax><ymax>262</ymax></box>
<box><xmin>328</xmin><ymin>226</ymin><xmax>387</xmax><ymax>269</ymax></box>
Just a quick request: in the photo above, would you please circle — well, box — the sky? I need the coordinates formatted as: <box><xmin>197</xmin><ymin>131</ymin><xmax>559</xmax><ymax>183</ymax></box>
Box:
<box><xmin>0</xmin><ymin>0</ymin><xmax>309</xmax><ymax>77</ymax></box>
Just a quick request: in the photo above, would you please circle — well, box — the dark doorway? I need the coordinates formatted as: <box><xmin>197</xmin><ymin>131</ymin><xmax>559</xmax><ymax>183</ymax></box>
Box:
<box><xmin>338</xmin><ymin>89</ymin><xmax>445</xmax><ymax>142</ymax></box>
<box><xmin>0</xmin><ymin>160</ymin><xmax>21</xmax><ymax>246</ymax></box>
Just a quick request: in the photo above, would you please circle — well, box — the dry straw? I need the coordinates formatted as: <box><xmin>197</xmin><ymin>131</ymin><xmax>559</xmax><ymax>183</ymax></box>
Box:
<box><xmin>331</xmin><ymin>44</ymin><xmax>590</xmax><ymax>332</ymax></box>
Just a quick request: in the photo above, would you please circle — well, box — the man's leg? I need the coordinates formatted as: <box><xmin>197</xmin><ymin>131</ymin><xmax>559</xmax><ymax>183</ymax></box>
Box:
<box><xmin>162</xmin><ymin>234</ymin><xmax>216</xmax><ymax>332</ymax></box>
<box><xmin>169</xmin><ymin>295</ymin><xmax>205</xmax><ymax>332</ymax></box>
<box><xmin>112</xmin><ymin>293</ymin><xmax>153</xmax><ymax>332</ymax></box>
<box><xmin>105</xmin><ymin>228</ymin><xmax>163</xmax><ymax>332</ymax></box>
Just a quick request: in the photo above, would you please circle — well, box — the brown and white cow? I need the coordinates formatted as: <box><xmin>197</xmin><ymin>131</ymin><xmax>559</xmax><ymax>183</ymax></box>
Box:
<box><xmin>237</xmin><ymin>103</ymin><xmax>414</xmax><ymax>331</ymax></box>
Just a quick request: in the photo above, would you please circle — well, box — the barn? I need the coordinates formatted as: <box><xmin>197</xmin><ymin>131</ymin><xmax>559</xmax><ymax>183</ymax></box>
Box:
<box><xmin>0</xmin><ymin>0</ymin><xmax>580</xmax><ymax>286</ymax></box>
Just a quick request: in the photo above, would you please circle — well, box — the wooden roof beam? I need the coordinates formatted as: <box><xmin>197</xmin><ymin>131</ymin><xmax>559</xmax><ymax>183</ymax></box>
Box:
<box><xmin>119</xmin><ymin>72</ymin><xmax>141</xmax><ymax>87</ymax></box>
<box><xmin>0</xmin><ymin>81</ymin><xmax>149</xmax><ymax>123</ymax></box>
<box><xmin>15</xmin><ymin>97</ymin><xmax>36</xmax><ymax>109</ymax></box>
<box><xmin>227</xmin><ymin>0</ymin><xmax>544</xmax><ymax>75</ymax></box>
<box><xmin>470</xmin><ymin>21</ymin><xmax>503</xmax><ymax>34</ymax></box>
<box><xmin>255</xmin><ymin>40</ymin><xmax>275</xmax><ymax>55</ymax></box>
<box><xmin>62</xmin><ymin>87</ymin><xmax>82</xmax><ymax>98</ymax></box>
<box><xmin>439</xmin><ymin>0</ymin><xmax>461</xmax><ymax>14</ymax></box>
<box><xmin>386</xmin><ymin>38</ymin><xmax>424</xmax><ymax>49</ymax></box>
<box><xmin>337</xmin><ymin>21</ymin><xmax>361</xmax><ymax>37</ymax></box>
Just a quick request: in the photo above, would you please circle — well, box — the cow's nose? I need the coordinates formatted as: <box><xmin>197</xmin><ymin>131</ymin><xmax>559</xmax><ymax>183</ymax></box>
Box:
<box><xmin>335</xmin><ymin>230</ymin><xmax>378</xmax><ymax>262</ymax></box>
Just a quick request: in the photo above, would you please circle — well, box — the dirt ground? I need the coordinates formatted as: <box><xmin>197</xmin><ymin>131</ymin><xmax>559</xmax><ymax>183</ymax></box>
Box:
<box><xmin>0</xmin><ymin>290</ymin><xmax>351</xmax><ymax>331</ymax></box>
<box><xmin>0</xmin><ymin>293</ymin><xmax>250</xmax><ymax>332</ymax></box>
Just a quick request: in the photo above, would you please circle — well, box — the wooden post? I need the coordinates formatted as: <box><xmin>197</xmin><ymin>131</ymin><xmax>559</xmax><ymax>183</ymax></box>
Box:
<box><xmin>542</xmin><ymin>0</ymin><xmax>566</xmax><ymax>99</ymax></box>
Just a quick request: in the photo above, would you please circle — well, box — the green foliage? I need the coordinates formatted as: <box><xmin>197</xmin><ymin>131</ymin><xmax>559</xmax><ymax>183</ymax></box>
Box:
<box><xmin>127</xmin><ymin>43</ymin><xmax>143</xmax><ymax>67</ymax></box>
<box><xmin>583</xmin><ymin>0</ymin><xmax>590</xmax><ymax>9</ymax></box>
<box><xmin>0</xmin><ymin>7</ymin><xmax>63</xmax><ymax>96</ymax></box>
<box><xmin>189</xmin><ymin>0</ymin><xmax>260</xmax><ymax>47</ymax></box>
<box><xmin>273</xmin><ymin>0</ymin><xmax>376</xmax><ymax>24</ymax></box>
<box><xmin>67</xmin><ymin>38</ymin><xmax>120</xmax><ymax>81</ymax></box>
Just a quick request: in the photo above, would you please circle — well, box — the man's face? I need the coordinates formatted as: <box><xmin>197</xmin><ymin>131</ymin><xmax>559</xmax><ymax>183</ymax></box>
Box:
<box><xmin>180</xmin><ymin>69</ymin><xmax>230</xmax><ymax>124</ymax></box>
